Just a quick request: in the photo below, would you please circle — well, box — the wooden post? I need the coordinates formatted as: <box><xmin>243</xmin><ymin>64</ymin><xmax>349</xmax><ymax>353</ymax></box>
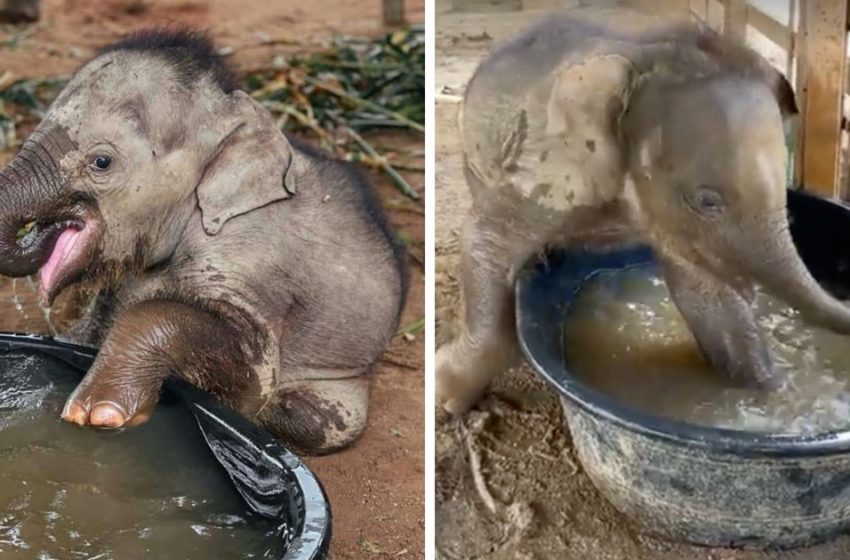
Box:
<box><xmin>724</xmin><ymin>0</ymin><xmax>747</xmax><ymax>40</ymax></box>
<box><xmin>795</xmin><ymin>0</ymin><xmax>847</xmax><ymax>198</ymax></box>
<box><xmin>785</xmin><ymin>0</ymin><xmax>796</xmax><ymax>79</ymax></box>
<box><xmin>384</xmin><ymin>0</ymin><xmax>404</xmax><ymax>26</ymax></box>
<box><xmin>687</xmin><ymin>0</ymin><xmax>706</xmax><ymax>22</ymax></box>
<box><xmin>793</xmin><ymin>0</ymin><xmax>807</xmax><ymax>189</ymax></box>
<box><xmin>705</xmin><ymin>0</ymin><xmax>723</xmax><ymax>32</ymax></box>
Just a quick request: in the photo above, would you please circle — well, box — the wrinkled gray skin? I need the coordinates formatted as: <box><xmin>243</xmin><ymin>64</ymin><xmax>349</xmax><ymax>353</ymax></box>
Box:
<box><xmin>437</xmin><ymin>8</ymin><xmax>850</xmax><ymax>414</ymax></box>
<box><xmin>0</xmin><ymin>0</ymin><xmax>39</xmax><ymax>22</ymax></box>
<box><xmin>0</xmin><ymin>37</ymin><xmax>405</xmax><ymax>454</ymax></box>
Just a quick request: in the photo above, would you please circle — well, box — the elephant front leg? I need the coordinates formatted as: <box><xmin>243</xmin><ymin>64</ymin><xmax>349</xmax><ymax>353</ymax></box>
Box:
<box><xmin>436</xmin><ymin>210</ymin><xmax>531</xmax><ymax>415</ymax></box>
<box><xmin>62</xmin><ymin>299</ymin><xmax>254</xmax><ymax>429</ymax></box>
<box><xmin>259</xmin><ymin>376</ymin><xmax>370</xmax><ymax>456</ymax></box>
<box><xmin>660</xmin><ymin>256</ymin><xmax>778</xmax><ymax>388</ymax></box>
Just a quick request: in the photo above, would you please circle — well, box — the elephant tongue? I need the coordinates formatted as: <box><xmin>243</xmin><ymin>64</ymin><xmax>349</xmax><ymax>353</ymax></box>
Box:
<box><xmin>39</xmin><ymin>227</ymin><xmax>81</xmax><ymax>298</ymax></box>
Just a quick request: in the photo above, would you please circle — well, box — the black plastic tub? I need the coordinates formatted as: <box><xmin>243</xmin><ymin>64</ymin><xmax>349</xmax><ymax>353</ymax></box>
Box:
<box><xmin>0</xmin><ymin>332</ymin><xmax>331</xmax><ymax>559</ymax></box>
<box><xmin>515</xmin><ymin>190</ymin><xmax>850</xmax><ymax>549</ymax></box>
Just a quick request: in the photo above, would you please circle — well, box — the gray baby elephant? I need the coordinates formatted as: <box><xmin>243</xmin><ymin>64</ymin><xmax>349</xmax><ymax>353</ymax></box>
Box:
<box><xmin>0</xmin><ymin>30</ymin><xmax>407</xmax><ymax>454</ymax></box>
<box><xmin>437</xmin><ymin>8</ymin><xmax>850</xmax><ymax>414</ymax></box>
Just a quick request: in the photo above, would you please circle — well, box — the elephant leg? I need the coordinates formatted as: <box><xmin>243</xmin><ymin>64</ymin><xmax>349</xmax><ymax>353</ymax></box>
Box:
<box><xmin>258</xmin><ymin>376</ymin><xmax>369</xmax><ymax>456</ymax></box>
<box><xmin>436</xmin><ymin>210</ymin><xmax>528</xmax><ymax>415</ymax></box>
<box><xmin>660</xmin><ymin>256</ymin><xmax>778</xmax><ymax>388</ymax></box>
<box><xmin>62</xmin><ymin>299</ymin><xmax>255</xmax><ymax>429</ymax></box>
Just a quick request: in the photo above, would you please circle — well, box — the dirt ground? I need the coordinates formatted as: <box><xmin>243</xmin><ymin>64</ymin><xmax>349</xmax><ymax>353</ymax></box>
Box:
<box><xmin>308</xmin><ymin>160</ymin><xmax>425</xmax><ymax>560</ymax></box>
<box><xmin>435</xmin><ymin>4</ymin><xmax>850</xmax><ymax>559</ymax></box>
<box><xmin>0</xmin><ymin>0</ymin><xmax>423</xmax><ymax>76</ymax></box>
<box><xmin>0</xmin><ymin>2</ymin><xmax>424</xmax><ymax>559</ymax></box>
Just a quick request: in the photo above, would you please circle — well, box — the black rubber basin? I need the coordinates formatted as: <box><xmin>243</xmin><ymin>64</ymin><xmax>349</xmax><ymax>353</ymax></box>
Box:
<box><xmin>516</xmin><ymin>190</ymin><xmax>850</xmax><ymax>549</ymax></box>
<box><xmin>0</xmin><ymin>333</ymin><xmax>331</xmax><ymax>559</ymax></box>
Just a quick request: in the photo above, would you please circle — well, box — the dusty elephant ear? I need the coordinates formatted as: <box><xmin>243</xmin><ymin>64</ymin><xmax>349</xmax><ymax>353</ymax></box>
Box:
<box><xmin>545</xmin><ymin>54</ymin><xmax>634</xmax><ymax>138</ymax></box>
<box><xmin>694</xmin><ymin>32</ymin><xmax>798</xmax><ymax>118</ymax></box>
<box><xmin>545</xmin><ymin>54</ymin><xmax>634</xmax><ymax>192</ymax></box>
<box><xmin>770</xmin><ymin>71</ymin><xmax>798</xmax><ymax>118</ymax></box>
<box><xmin>196</xmin><ymin>90</ymin><xmax>302</xmax><ymax>235</ymax></box>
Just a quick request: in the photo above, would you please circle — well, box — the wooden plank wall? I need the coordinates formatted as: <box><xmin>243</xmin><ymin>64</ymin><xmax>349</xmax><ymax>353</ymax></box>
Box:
<box><xmin>724</xmin><ymin>0</ymin><xmax>747</xmax><ymax>40</ymax></box>
<box><xmin>795</xmin><ymin>1</ymin><xmax>847</xmax><ymax>199</ymax></box>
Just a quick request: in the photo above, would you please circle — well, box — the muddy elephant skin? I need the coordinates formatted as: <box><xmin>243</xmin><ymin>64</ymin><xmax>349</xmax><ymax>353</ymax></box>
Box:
<box><xmin>0</xmin><ymin>29</ymin><xmax>407</xmax><ymax>455</ymax></box>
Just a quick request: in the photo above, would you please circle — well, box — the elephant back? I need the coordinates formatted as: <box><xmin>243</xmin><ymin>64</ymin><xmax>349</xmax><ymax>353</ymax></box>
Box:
<box><xmin>460</xmin><ymin>8</ymin><xmax>702</xmax><ymax>214</ymax></box>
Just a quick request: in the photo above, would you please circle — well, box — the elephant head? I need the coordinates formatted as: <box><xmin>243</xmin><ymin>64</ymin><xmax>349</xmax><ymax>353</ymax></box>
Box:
<box><xmin>607</xmin><ymin>34</ymin><xmax>850</xmax><ymax>387</ymax></box>
<box><xmin>0</xmin><ymin>30</ymin><xmax>302</xmax><ymax>304</ymax></box>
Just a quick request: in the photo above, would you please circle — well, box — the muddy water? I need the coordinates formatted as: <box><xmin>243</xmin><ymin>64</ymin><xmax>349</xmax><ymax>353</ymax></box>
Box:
<box><xmin>0</xmin><ymin>351</ymin><xmax>286</xmax><ymax>559</ymax></box>
<box><xmin>563</xmin><ymin>267</ymin><xmax>850</xmax><ymax>434</ymax></box>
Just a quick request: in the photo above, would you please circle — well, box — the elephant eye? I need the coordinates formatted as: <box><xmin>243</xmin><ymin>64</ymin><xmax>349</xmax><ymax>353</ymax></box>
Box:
<box><xmin>92</xmin><ymin>155</ymin><xmax>112</xmax><ymax>170</ymax></box>
<box><xmin>692</xmin><ymin>186</ymin><xmax>724</xmax><ymax>215</ymax></box>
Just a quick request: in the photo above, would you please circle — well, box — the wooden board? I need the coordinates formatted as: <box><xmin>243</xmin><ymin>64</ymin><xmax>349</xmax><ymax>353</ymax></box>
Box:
<box><xmin>723</xmin><ymin>0</ymin><xmax>747</xmax><ymax>39</ymax></box>
<box><xmin>383</xmin><ymin>0</ymin><xmax>405</xmax><ymax>24</ymax></box>
<box><xmin>795</xmin><ymin>0</ymin><xmax>847</xmax><ymax>198</ymax></box>
<box><xmin>746</xmin><ymin>3</ymin><xmax>794</xmax><ymax>51</ymax></box>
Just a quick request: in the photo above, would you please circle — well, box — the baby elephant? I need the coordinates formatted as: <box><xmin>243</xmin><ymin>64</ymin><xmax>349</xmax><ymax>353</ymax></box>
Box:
<box><xmin>0</xmin><ymin>30</ymin><xmax>406</xmax><ymax>455</ymax></box>
<box><xmin>437</xmin><ymin>8</ymin><xmax>850</xmax><ymax>414</ymax></box>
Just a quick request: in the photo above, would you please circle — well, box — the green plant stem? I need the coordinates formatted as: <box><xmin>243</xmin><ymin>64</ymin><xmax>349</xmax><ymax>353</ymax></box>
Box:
<box><xmin>347</xmin><ymin>127</ymin><xmax>420</xmax><ymax>200</ymax></box>
<box><xmin>303</xmin><ymin>75</ymin><xmax>424</xmax><ymax>133</ymax></box>
<box><xmin>397</xmin><ymin>318</ymin><xmax>425</xmax><ymax>337</ymax></box>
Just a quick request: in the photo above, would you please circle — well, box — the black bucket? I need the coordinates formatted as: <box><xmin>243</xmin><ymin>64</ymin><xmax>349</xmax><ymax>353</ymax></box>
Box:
<box><xmin>515</xmin><ymin>190</ymin><xmax>850</xmax><ymax>548</ymax></box>
<box><xmin>0</xmin><ymin>332</ymin><xmax>331</xmax><ymax>559</ymax></box>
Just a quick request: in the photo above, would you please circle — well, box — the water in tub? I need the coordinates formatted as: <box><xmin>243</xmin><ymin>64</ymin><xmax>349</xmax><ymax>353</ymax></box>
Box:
<box><xmin>563</xmin><ymin>267</ymin><xmax>850</xmax><ymax>434</ymax></box>
<box><xmin>0</xmin><ymin>352</ymin><xmax>288</xmax><ymax>559</ymax></box>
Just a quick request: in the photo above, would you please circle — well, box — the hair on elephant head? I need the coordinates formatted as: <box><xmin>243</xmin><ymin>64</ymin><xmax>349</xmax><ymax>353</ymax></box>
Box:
<box><xmin>0</xmin><ymin>28</ymin><xmax>304</xmax><ymax>304</ymax></box>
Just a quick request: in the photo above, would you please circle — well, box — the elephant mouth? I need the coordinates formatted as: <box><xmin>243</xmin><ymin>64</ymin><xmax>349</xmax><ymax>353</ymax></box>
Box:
<box><xmin>22</xmin><ymin>217</ymin><xmax>99</xmax><ymax>304</ymax></box>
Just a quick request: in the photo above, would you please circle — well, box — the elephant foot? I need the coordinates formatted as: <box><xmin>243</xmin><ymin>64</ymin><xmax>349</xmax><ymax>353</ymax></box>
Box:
<box><xmin>61</xmin><ymin>375</ymin><xmax>158</xmax><ymax>429</ymax></box>
<box><xmin>258</xmin><ymin>376</ymin><xmax>369</xmax><ymax>455</ymax></box>
<box><xmin>62</xmin><ymin>399</ymin><xmax>151</xmax><ymax>429</ymax></box>
<box><xmin>436</xmin><ymin>343</ymin><xmax>501</xmax><ymax>416</ymax></box>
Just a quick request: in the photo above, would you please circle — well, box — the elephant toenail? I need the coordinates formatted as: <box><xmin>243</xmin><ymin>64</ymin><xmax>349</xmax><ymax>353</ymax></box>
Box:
<box><xmin>62</xmin><ymin>401</ymin><xmax>88</xmax><ymax>427</ymax></box>
<box><xmin>89</xmin><ymin>403</ymin><xmax>128</xmax><ymax>429</ymax></box>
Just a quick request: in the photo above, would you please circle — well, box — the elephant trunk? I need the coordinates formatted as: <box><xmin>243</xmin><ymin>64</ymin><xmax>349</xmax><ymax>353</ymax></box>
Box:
<box><xmin>0</xmin><ymin>141</ymin><xmax>68</xmax><ymax>277</ymax></box>
<box><xmin>744</xmin><ymin>220</ymin><xmax>850</xmax><ymax>335</ymax></box>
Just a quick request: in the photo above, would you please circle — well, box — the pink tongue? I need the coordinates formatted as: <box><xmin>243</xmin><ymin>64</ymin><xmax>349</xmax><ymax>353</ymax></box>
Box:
<box><xmin>39</xmin><ymin>228</ymin><xmax>79</xmax><ymax>295</ymax></box>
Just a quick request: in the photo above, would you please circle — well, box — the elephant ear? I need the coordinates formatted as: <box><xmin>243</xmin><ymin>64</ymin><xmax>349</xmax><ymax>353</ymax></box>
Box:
<box><xmin>545</xmin><ymin>54</ymin><xmax>634</xmax><ymax>190</ymax></box>
<box><xmin>694</xmin><ymin>32</ymin><xmax>798</xmax><ymax>118</ymax></box>
<box><xmin>196</xmin><ymin>90</ymin><xmax>302</xmax><ymax>235</ymax></box>
<box><xmin>769</xmin><ymin>70</ymin><xmax>798</xmax><ymax>119</ymax></box>
<box><xmin>545</xmin><ymin>54</ymin><xmax>634</xmax><ymax>137</ymax></box>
